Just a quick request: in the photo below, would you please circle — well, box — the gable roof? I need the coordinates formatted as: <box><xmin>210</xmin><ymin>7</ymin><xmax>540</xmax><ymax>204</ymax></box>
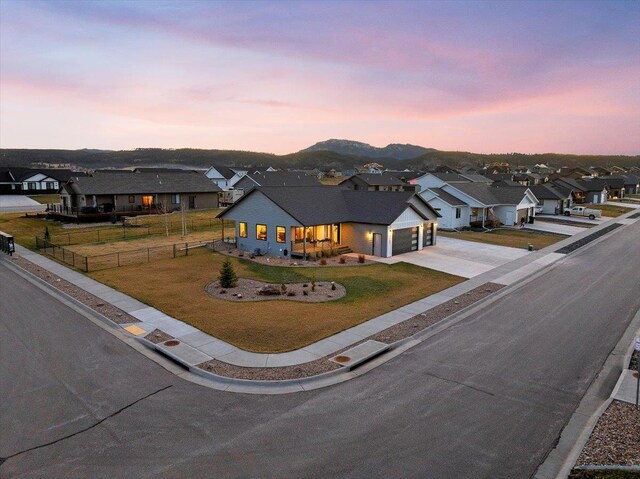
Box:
<box><xmin>449</xmin><ymin>183</ymin><xmax>532</xmax><ymax>206</ymax></box>
<box><xmin>65</xmin><ymin>172</ymin><xmax>221</xmax><ymax>195</ymax></box>
<box><xmin>218</xmin><ymin>186</ymin><xmax>438</xmax><ymax>226</ymax></box>
<box><xmin>206</xmin><ymin>166</ymin><xmax>237</xmax><ymax>179</ymax></box>
<box><xmin>528</xmin><ymin>184</ymin><xmax>567</xmax><ymax>200</ymax></box>
<box><xmin>239</xmin><ymin>171</ymin><xmax>320</xmax><ymax>187</ymax></box>
<box><xmin>340</xmin><ymin>172</ymin><xmax>407</xmax><ymax>187</ymax></box>
<box><xmin>428</xmin><ymin>188</ymin><xmax>467</xmax><ymax>206</ymax></box>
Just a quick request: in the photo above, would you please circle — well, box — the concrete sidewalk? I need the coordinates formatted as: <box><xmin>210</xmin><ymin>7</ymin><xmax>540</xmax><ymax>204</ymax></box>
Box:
<box><xmin>524</xmin><ymin>221</ymin><xmax>586</xmax><ymax>236</ymax></box>
<box><xmin>11</xmin><ymin>209</ymin><xmax>640</xmax><ymax>371</ymax></box>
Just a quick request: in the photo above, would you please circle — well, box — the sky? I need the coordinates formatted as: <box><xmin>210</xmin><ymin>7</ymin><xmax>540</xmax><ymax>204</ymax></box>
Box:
<box><xmin>1</xmin><ymin>0</ymin><xmax>639</xmax><ymax>155</ymax></box>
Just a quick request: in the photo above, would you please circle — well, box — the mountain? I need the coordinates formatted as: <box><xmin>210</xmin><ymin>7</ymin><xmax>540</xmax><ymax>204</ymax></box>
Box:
<box><xmin>300</xmin><ymin>139</ymin><xmax>434</xmax><ymax>160</ymax></box>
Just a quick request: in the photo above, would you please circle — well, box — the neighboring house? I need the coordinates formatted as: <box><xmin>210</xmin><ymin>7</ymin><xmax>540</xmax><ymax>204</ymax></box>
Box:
<box><xmin>419</xmin><ymin>188</ymin><xmax>469</xmax><ymax>230</ymax></box>
<box><xmin>417</xmin><ymin>174</ymin><xmax>538</xmax><ymax>227</ymax></box>
<box><xmin>529</xmin><ymin>184</ymin><xmax>573</xmax><ymax>215</ymax></box>
<box><xmin>385</xmin><ymin>170</ymin><xmax>424</xmax><ymax>183</ymax></box>
<box><xmin>553</xmin><ymin>177</ymin><xmax>608</xmax><ymax>204</ymax></box>
<box><xmin>233</xmin><ymin>171</ymin><xmax>321</xmax><ymax>197</ymax></box>
<box><xmin>588</xmin><ymin>166</ymin><xmax>612</xmax><ymax>177</ymax></box>
<box><xmin>0</xmin><ymin>167</ymin><xmax>85</xmax><ymax>194</ymax></box>
<box><xmin>598</xmin><ymin>176</ymin><xmax>626</xmax><ymax>199</ymax></box>
<box><xmin>410</xmin><ymin>172</ymin><xmax>488</xmax><ymax>191</ymax></box>
<box><xmin>359</xmin><ymin>162</ymin><xmax>384</xmax><ymax>174</ymax></box>
<box><xmin>339</xmin><ymin>172</ymin><xmax>413</xmax><ymax>191</ymax></box>
<box><xmin>217</xmin><ymin>186</ymin><xmax>440</xmax><ymax>259</ymax></box>
<box><xmin>58</xmin><ymin>171</ymin><xmax>220</xmax><ymax>219</ymax></box>
<box><xmin>620</xmin><ymin>174</ymin><xmax>640</xmax><ymax>195</ymax></box>
<box><xmin>204</xmin><ymin>166</ymin><xmax>237</xmax><ymax>189</ymax></box>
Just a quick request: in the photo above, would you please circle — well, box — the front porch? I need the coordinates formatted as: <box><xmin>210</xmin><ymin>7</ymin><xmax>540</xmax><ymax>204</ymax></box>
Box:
<box><xmin>289</xmin><ymin>224</ymin><xmax>349</xmax><ymax>259</ymax></box>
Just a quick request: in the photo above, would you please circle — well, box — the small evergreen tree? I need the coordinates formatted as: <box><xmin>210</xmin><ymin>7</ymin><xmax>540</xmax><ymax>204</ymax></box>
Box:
<box><xmin>218</xmin><ymin>259</ymin><xmax>238</xmax><ymax>288</ymax></box>
<box><xmin>44</xmin><ymin>226</ymin><xmax>50</xmax><ymax>241</ymax></box>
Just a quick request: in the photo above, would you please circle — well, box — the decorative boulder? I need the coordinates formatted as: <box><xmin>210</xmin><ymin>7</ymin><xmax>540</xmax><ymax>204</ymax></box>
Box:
<box><xmin>257</xmin><ymin>284</ymin><xmax>282</xmax><ymax>296</ymax></box>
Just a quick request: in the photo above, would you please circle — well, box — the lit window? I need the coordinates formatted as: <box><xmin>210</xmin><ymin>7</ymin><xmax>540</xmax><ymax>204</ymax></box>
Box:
<box><xmin>256</xmin><ymin>224</ymin><xmax>267</xmax><ymax>241</ymax></box>
<box><xmin>142</xmin><ymin>195</ymin><xmax>153</xmax><ymax>207</ymax></box>
<box><xmin>239</xmin><ymin>222</ymin><xmax>247</xmax><ymax>238</ymax></box>
<box><xmin>276</xmin><ymin>226</ymin><xmax>286</xmax><ymax>243</ymax></box>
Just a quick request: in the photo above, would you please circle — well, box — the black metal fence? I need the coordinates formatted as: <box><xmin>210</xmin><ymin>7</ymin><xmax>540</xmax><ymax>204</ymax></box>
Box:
<box><xmin>35</xmin><ymin>236</ymin><xmax>220</xmax><ymax>272</ymax></box>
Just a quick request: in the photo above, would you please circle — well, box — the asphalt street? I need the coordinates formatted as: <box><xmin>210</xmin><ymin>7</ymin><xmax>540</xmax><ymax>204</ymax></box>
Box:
<box><xmin>1</xmin><ymin>220</ymin><xmax>639</xmax><ymax>479</ymax></box>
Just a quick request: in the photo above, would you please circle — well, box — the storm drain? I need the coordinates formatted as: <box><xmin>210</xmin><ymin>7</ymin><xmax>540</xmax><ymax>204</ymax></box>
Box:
<box><xmin>555</xmin><ymin>223</ymin><xmax>623</xmax><ymax>254</ymax></box>
<box><xmin>330</xmin><ymin>340</ymin><xmax>390</xmax><ymax>369</ymax></box>
<box><xmin>629</xmin><ymin>211</ymin><xmax>640</xmax><ymax>219</ymax></box>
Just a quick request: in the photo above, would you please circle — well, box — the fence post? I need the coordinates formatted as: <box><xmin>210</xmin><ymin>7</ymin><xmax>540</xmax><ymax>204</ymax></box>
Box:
<box><xmin>147</xmin><ymin>248</ymin><xmax>150</xmax><ymax>262</ymax></box>
<box><xmin>97</xmin><ymin>230</ymin><xmax>100</xmax><ymax>242</ymax></box>
<box><xmin>85</xmin><ymin>256</ymin><xmax>89</xmax><ymax>272</ymax></box>
<box><xmin>62</xmin><ymin>248</ymin><xmax>66</xmax><ymax>262</ymax></box>
<box><xmin>173</xmin><ymin>244</ymin><xmax>176</xmax><ymax>258</ymax></box>
<box><xmin>68</xmin><ymin>232</ymin><xmax>71</xmax><ymax>245</ymax></box>
<box><xmin>117</xmin><ymin>252</ymin><xmax>120</xmax><ymax>267</ymax></box>
<box><xmin>72</xmin><ymin>251</ymin><xmax>75</xmax><ymax>267</ymax></box>
<box><xmin>185</xmin><ymin>242</ymin><xmax>188</xmax><ymax>256</ymax></box>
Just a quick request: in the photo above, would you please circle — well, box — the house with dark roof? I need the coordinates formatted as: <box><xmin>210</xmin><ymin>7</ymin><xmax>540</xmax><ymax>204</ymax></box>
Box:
<box><xmin>233</xmin><ymin>171</ymin><xmax>321</xmax><ymax>195</ymax></box>
<box><xmin>217</xmin><ymin>186</ymin><xmax>440</xmax><ymax>259</ymax></box>
<box><xmin>0</xmin><ymin>167</ymin><xmax>86</xmax><ymax>194</ymax></box>
<box><xmin>339</xmin><ymin>172</ymin><xmax>414</xmax><ymax>191</ymax></box>
<box><xmin>417</xmin><ymin>174</ymin><xmax>539</xmax><ymax>228</ymax></box>
<box><xmin>620</xmin><ymin>174</ymin><xmax>640</xmax><ymax>195</ymax></box>
<box><xmin>598</xmin><ymin>176</ymin><xmax>626</xmax><ymax>199</ymax></box>
<box><xmin>204</xmin><ymin>166</ymin><xmax>247</xmax><ymax>189</ymax></box>
<box><xmin>57</xmin><ymin>171</ymin><xmax>220</xmax><ymax>220</ymax></box>
<box><xmin>528</xmin><ymin>184</ymin><xmax>573</xmax><ymax>215</ymax></box>
<box><xmin>553</xmin><ymin>177</ymin><xmax>608</xmax><ymax>204</ymax></box>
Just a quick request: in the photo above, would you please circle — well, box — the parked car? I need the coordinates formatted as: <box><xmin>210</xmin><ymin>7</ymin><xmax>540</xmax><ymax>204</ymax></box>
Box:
<box><xmin>563</xmin><ymin>206</ymin><xmax>601</xmax><ymax>220</ymax></box>
<box><xmin>535</xmin><ymin>205</ymin><xmax>544</xmax><ymax>214</ymax></box>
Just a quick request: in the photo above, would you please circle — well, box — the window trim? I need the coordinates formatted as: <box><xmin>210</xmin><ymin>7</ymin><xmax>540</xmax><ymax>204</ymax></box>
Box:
<box><xmin>238</xmin><ymin>222</ymin><xmax>247</xmax><ymax>238</ymax></box>
<box><xmin>256</xmin><ymin>223</ymin><xmax>267</xmax><ymax>241</ymax></box>
<box><xmin>276</xmin><ymin>226</ymin><xmax>286</xmax><ymax>243</ymax></box>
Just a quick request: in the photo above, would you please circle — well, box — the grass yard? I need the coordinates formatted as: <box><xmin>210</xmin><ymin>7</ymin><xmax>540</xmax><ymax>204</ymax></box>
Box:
<box><xmin>439</xmin><ymin>229</ymin><xmax>565</xmax><ymax>250</ymax></box>
<box><xmin>583</xmin><ymin>203</ymin><xmax>634</xmax><ymax>217</ymax></box>
<box><xmin>90</xmin><ymin>250</ymin><xmax>464</xmax><ymax>353</ymax></box>
<box><xmin>28</xmin><ymin>194</ymin><xmax>60</xmax><ymax>204</ymax></box>
<box><xmin>0</xmin><ymin>213</ymin><xmax>65</xmax><ymax>249</ymax></box>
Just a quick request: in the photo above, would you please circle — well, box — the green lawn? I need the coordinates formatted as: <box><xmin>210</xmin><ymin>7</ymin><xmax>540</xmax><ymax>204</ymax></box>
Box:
<box><xmin>439</xmin><ymin>229</ymin><xmax>564</xmax><ymax>250</ymax></box>
<box><xmin>584</xmin><ymin>203</ymin><xmax>634</xmax><ymax>217</ymax></box>
<box><xmin>90</xmin><ymin>250</ymin><xmax>465</xmax><ymax>353</ymax></box>
<box><xmin>28</xmin><ymin>194</ymin><xmax>60</xmax><ymax>204</ymax></box>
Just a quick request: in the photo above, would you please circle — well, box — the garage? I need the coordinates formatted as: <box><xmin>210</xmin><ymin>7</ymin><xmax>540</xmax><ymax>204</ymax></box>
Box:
<box><xmin>423</xmin><ymin>223</ymin><xmax>435</xmax><ymax>246</ymax></box>
<box><xmin>392</xmin><ymin>227</ymin><xmax>419</xmax><ymax>255</ymax></box>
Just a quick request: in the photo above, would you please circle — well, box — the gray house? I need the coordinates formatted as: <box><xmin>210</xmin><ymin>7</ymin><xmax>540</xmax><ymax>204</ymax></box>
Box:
<box><xmin>339</xmin><ymin>172</ymin><xmax>414</xmax><ymax>191</ymax></box>
<box><xmin>217</xmin><ymin>186</ymin><xmax>440</xmax><ymax>259</ymax></box>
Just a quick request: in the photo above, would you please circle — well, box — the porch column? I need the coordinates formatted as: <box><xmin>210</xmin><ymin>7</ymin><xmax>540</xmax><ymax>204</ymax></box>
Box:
<box><xmin>482</xmin><ymin>208</ymin><xmax>486</xmax><ymax>228</ymax></box>
<box><xmin>303</xmin><ymin>227</ymin><xmax>307</xmax><ymax>260</ymax></box>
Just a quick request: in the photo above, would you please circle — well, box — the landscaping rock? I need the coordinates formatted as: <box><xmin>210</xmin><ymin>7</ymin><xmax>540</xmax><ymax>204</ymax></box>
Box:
<box><xmin>257</xmin><ymin>284</ymin><xmax>282</xmax><ymax>296</ymax></box>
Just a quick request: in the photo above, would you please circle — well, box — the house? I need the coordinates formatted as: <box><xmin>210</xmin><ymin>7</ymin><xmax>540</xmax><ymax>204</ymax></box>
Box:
<box><xmin>620</xmin><ymin>174</ymin><xmax>640</xmax><ymax>195</ymax></box>
<box><xmin>418</xmin><ymin>188</ymin><xmax>469</xmax><ymax>230</ymax></box>
<box><xmin>385</xmin><ymin>170</ymin><xmax>424</xmax><ymax>183</ymax></box>
<box><xmin>233</xmin><ymin>171</ymin><xmax>321</xmax><ymax>197</ymax></box>
<box><xmin>598</xmin><ymin>176</ymin><xmax>626</xmax><ymax>199</ymax></box>
<box><xmin>553</xmin><ymin>177</ymin><xmax>608</xmax><ymax>204</ymax></box>
<box><xmin>0</xmin><ymin>167</ymin><xmax>86</xmax><ymax>194</ymax></box>
<box><xmin>418</xmin><ymin>175</ymin><xmax>539</xmax><ymax>228</ymax></box>
<box><xmin>360</xmin><ymin>162</ymin><xmax>384</xmax><ymax>174</ymax></box>
<box><xmin>529</xmin><ymin>184</ymin><xmax>573</xmax><ymax>215</ymax></box>
<box><xmin>217</xmin><ymin>186</ymin><xmax>440</xmax><ymax>259</ymax></box>
<box><xmin>57</xmin><ymin>171</ymin><xmax>220</xmax><ymax>220</ymax></box>
<box><xmin>339</xmin><ymin>172</ymin><xmax>414</xmax><ymax>191</ymax></box>
<box><xmin>588</xmin><ymin>166</ymin><xmax>612</xmax><ymax>177</ymax></box>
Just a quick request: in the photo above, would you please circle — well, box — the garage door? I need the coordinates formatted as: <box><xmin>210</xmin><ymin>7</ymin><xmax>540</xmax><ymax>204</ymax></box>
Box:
<box><xmin>392</xmin><ymin>227</ymin><xmax>418</xmax><ymax>255</ymax></box>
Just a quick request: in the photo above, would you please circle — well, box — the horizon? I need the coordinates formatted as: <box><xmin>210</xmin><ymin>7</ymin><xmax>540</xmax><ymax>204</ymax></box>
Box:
<box><xmin>1</xmin><ymin>1</ymin><xmax>639</xmax><ymax>155</ymax></box>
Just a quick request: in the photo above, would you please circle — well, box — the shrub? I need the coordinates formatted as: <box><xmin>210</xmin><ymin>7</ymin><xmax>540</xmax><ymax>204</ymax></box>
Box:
<box><xmin>339</xmin><ymin>256</ymin><xmax>346</xmax><ymax>264</ymax></box>
<box><xmin>218</xmin><ymin>259</ymin><xmax>238</xmax><ymax>288</ymax></box>
<box><xmin>320</xmin><ymin>258</ymin><xmax>327</xmax><ymax>266</ymax></box>
<box><xmin>331</xmin><ymin>282</ymin><xmax>336</xmax><ymax>291</ymax></box>
<box><xmin>358</xmin><ymin>254</ymin><xmax>365</xmax><ymax>263</ymax></box>
<box><xmin>287</xmin><ymin>291</ymin><xmax>296</xmax><ymax>297</ymax></box>
<box><xmin>281</xmin><ymin>283</ymin><xmax>287</xmax><ymax>294</ymax></box>
<box><xmin>303</xmin><ymin>290</ymin><xmax>308</xmax><ymax>296</ymax></box>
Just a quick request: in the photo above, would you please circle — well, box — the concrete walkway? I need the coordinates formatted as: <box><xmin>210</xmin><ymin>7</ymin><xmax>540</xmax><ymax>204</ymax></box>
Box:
<box><xmin>11</xmin><ymin>210</ymin><xmax>640</xmax><ymax>370</ymax></box>
<box><xmin>607</xmin><ymin>200</ymin><xmax>640</xmax><ymax>208</ymax></box>
<box><xmin>524</xmin><ymin>221</ymin><xmax>586</xmax><ymax>236</ymax></box>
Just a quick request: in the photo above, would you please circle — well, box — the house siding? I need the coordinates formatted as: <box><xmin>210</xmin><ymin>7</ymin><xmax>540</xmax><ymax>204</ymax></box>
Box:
<box><xmin>341</xmin><ymin>223</ymin><xmax>388</xmax><ymax>256</ymax></box>
<box><xmin>221</xmin><ymin>191</ymin><xmax>301</xmax><ymax>256</ymax></box>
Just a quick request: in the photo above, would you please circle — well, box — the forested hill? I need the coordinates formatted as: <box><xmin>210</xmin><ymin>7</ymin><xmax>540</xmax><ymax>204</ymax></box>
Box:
<box><xmin>1</xmin><ymin>147</ymin><xmax>638</xmax><ymax>171</ymax></box>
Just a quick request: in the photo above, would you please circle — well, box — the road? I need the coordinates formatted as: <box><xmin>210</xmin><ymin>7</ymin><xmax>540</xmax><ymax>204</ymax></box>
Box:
<box><xmin>1</xmin><ymin>220</ymin><xmax>639</xmax><ymax>478</ymax></box>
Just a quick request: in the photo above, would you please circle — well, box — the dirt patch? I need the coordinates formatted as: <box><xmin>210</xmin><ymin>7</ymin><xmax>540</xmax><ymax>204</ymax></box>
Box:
<box><xmin>576</xmin><ymin>400</ymin><xmax>640</xmax><ymax>467</ymax></box>
<box><xmin>146</xmin><ymin>329</ymin><xmax>174</xmax><ymax>344</ymax></box>
<box><xmin>10</xmin><ymin>254</ymin><xmax>138</xmax><ymax>325</ymax></box>
<box><xmin>205</xmin><ymin>278</ymin><xmax>347</xmax><ymax>302</ymax></box>
<box><xmin>371</xmin><ymin>283</ymin><xmax>504</xmax><ymax>343</ymax></box>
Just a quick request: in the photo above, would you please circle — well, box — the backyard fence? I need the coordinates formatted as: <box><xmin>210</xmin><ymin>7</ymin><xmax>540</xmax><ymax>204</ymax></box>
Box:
<box><xmin>35</xmin><ymin>236</ymin><xmax>222</xmax><ymax>272</ymax></box>
<box><xmin>48</xmin><ymin>218</ymin><xmax>234</xmax><ymax>246</ymax></box>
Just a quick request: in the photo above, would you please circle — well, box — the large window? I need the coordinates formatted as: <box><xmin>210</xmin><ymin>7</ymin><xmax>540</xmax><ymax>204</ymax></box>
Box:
<box><xmin>239</xmin><ymin>222</ymin><xmax>247</xmax><ymax>238</ymax></box>
<box><xmin>171</xmin><ymin>194</ymin><xmax>180</xmax><ymax>205</ymax></box>
<box><xmin>142</xmin><ymin>195</ymin><xmax>153</xmax><ymax>207</ymax></box>
<box><xmin>276</xmin><ymin>226</ymin><xmax>286</xmax><ymax>243</ymax></box>
<box><xmin>256</xmin><ymin>224</ymin><xmax>267</xmax><ymax>241</ymax></box>
<box><xmin>455</xmin><ymin>207</ymin><xmax>461</xmax><ymax>219</ymax></box>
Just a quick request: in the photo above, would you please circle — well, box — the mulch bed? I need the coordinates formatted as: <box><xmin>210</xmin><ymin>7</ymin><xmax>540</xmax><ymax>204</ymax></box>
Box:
<box><xmin>630</xmin><ymin>350</ymin><xmax>639</xmax><ymax>371</ymax></box>
<box><xmin>10</xmin><ymin>255</ymin><xmax>139</xmax><ymax>325</ymax></box>
<box><xmin>576</xmin><ymin>400</ymin><xmax>640</xmax><ymax>467</ymax></box>
<box><xmin>205</xmin><ymin>278</ymin><xmax>346</xmax><ymax>302</ymax></box>
<box><xmin>370</xmin><ymin>283</ymin><xmax>504</xmax><ymax>343</ymax></box>
<box><xmin>145</xmin><ymin>329</ymin><xmax>174</xmax><ymax>344</ymax></box>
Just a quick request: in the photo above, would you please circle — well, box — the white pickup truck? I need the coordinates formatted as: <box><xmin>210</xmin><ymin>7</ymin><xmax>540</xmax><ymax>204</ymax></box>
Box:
<box><xmin>563</xmin><ymin>206</ymin><xmax>601</xmax><ymax>220</ymax></box>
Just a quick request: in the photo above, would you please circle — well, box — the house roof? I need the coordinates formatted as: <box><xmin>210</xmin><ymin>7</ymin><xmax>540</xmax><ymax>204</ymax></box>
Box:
<box><xmin>599</xmin><ymin>176</ymin><xmax>627</xmax><ymax>189</ymax></box>
<box><xmin>385</xmin><ymin>170</ymin><xmax>423</xmax><ymax>181</ymax></box>
<box><xmin>340</xmin><ymin>172</ymin><xmax>407</xmax><ymax>187</ymax></box>
<box><xmin>429</xmin><ymin>188</ymin><xmax>467</xmax><ymax>206</ymax></box>
<box><xmin>239</xmin><ymin>171</ymin><xmax>320</xmax><ymax>187</ymax></box>
<box><xmin>450</xmin><ymin>183</ymin><xmax>531</xmax><ymax>206</ymax></box>
<box><xmin>209</xmin><ymin>166</ymin><xmax>239</xmax><ymax>179</ymax></box>
<box><xmin>529</xmin><ymin>184</ymin><xmax>567</xmax><ymax>200</ymax></box>
<box><xmin>65</xmin><ymin>172</ymin><xmax>221</xmax><ymax>195</ymax></box>
<box><xmin>3</xmin><ymin>167</ymin><xmax>86</xmax><ymax>182</ymax></box>
<box><xmin>218</xmin><ymin>186</ymin><xmax>438</xmax><ymax>226</ymax></box>
<box><xmin>431</xmin><ymin>173</ymin><xmax>470</xmax><ymax>183</ymax></box>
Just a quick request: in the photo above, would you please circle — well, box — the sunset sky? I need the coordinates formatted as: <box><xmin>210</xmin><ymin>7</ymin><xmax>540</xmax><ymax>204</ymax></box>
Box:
<box><xmin>1</xmin><ymin>0</ymin><xmax>639</xmax><ymax>155</ymax></box>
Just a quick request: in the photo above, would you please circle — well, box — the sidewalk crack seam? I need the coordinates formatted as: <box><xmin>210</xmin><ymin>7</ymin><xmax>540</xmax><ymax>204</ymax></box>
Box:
<box><xmin>1</xmin><ymin>384</ymin><xmax>173</xmax><ymax>462</ymax></box>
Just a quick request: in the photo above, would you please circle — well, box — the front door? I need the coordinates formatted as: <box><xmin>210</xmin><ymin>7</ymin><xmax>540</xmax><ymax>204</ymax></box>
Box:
<box><xmin>189</xmin><ymin>196</ymin><xmax>196</xmax><ymax>209</ymax></box>
<box><xmin>372</xmin><ymin>233</ymin><xmax>382</xmax><ymax>256</ymax></box>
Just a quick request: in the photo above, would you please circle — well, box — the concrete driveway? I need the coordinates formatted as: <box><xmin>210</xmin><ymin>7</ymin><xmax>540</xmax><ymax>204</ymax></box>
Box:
<box><xmin>524</xmin><ymin>222</ymin><xmax>586</xmax><ymax>236</ymax></box>
<box><xmin>375</xmin><ymin>236</ymin><xmax>529</xmax><ymax>278</ymax></box>
<box><xmin>0</xmin><ymin>195</ymin><xmax>46</xmax><ymax>213</ymax></box>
